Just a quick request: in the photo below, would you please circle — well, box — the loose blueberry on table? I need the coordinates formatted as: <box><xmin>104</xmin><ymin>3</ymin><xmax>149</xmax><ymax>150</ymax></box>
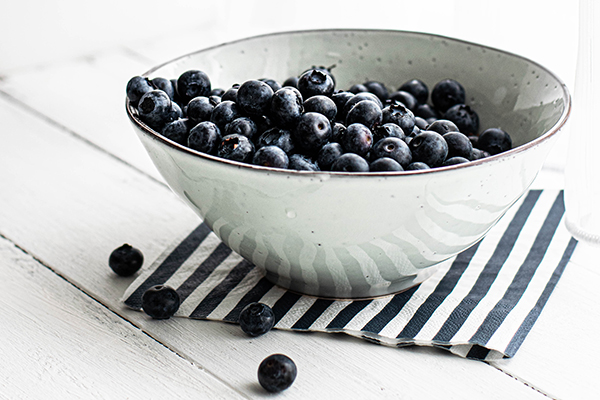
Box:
<box><xmin>238</xmin><ymin>302</ymin><xmax>276</xmax><ymax>337</ymax></box>
<box><xmin>108</xmin><ymin>243</ymin><xmax>144</xmax><ymax>277</ymax></box>
<box><xmin>141</xmin><ymin>285</ymin><xmax>181</xmax><ymax>320</ymax></box>
<box><xmin>127</xmin><ymin>63</ymin><xmax>514</xmax><ymax>172</ymax></box>
<box><xmin>257</xmin><ymin>354</ymin><xmax>297</xmax><ymax>393</ymax></box>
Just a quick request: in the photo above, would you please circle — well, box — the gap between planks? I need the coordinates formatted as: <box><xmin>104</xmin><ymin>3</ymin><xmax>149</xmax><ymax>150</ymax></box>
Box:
<box><xmin>0</xmin><ymin>89</ymin><xmax>166</xmax><ymax>190</ymax></box>
<box><xmin>0</xmin><ymin>231</ymin><xmax>253</xmax><ymax>400</ymax></box>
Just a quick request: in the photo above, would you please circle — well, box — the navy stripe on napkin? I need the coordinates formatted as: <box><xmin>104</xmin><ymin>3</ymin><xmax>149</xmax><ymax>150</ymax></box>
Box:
<box><xmin>122</xmin><ymin>189</ymin><xmax>576</xmax><ymax>361</ymax></box>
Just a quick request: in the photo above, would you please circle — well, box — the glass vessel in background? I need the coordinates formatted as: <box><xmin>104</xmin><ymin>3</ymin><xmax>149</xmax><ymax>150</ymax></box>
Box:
<box><xmin>565</xmin><ymin>0</ymin><xmax>600</xmax><ymax>245</ymax></box>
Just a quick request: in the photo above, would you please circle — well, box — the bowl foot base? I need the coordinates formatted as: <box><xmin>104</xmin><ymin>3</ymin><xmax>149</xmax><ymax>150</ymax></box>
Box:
<box><xmin>262</xmin><ymin>264</ymin><xmax>442</xmax><ymax>300</ymax></box>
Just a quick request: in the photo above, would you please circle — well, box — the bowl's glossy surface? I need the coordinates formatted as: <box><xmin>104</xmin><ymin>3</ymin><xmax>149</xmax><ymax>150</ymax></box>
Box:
<box><xmin>127</xmin><ymin>29</ymin><xmax>570</xmax><ymax>299</ymax></box>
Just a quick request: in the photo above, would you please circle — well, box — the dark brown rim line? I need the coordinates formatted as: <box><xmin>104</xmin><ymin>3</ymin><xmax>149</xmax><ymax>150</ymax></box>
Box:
<box><xmin>126</xmin><ymin>28</ymin><xmax>572</xmax><ymax>177</ymax></box>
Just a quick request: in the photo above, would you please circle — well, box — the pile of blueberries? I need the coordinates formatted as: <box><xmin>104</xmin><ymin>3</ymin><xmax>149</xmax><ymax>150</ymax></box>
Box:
<box><xmin>127</xmin><ymin>66</ymin><xmax>512</xmax><ymax>172</ymax></box>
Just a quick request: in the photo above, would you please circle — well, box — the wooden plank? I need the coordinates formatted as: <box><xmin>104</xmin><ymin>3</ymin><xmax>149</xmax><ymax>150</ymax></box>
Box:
<box><xmin>0</xmin><ymin>50</ymin><xmax>163</xmax><ymax>182</ymax></box>
<box><xmin>0</xmin><ymin>236</ymin><xmax>244</xmax><ymax>400</ymax></box>
<box><xmin>489</xmin><ymin>242</ymin><xmax>600</xmax><ymax>400</ymax></box>
<box><xmin>0</xmin><ymin>93</ymin><xmax>548</xmax><ymax>398</ymax></box>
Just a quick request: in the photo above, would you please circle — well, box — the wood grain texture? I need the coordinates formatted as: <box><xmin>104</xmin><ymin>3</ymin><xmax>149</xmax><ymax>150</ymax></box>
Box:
<box><xmin>0</xmin><ymin>236</ymin><xmax>243</xmax><ymax>400</ymax></box>
<box><xmin>0</xmin><ymin>94</ymin><xmax>548</xmax><ymax>399</ymax></box>
<box><xmin>0</xmin><ymin>50</ymin><xmax>163</xmax><ymax>182</ymax></box>
<box><xmin>489</xmin><ymin>242</ymin><xmax>600</xmax><ymax>400</ymax></box>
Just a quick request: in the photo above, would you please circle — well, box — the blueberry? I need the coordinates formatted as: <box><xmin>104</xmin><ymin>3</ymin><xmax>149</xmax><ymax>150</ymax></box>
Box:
<box><xmin>470</xmin><ymin>147</ymin><xmax>490</xmax><ymax>161</ymax></box>
<box><xmin>348</xmin><ymin>83</ymin><xmax>368</xmax><ymax>94</ymax></box>
<box><xmin>210</xmin><ymin>88</ymin><xmax>225</xmax><ymax>97</ymax></box>
<box><xmin>431</xmin><ymin>79</ymin><xmax>465</xmax><ymax>113</ymax></box>
<box><xmin>443</xmin><ymin>131</ymin><xmax>473</xmax><ymax>160</ymax></box>
<box><xmin>259</xmin><ymin>78</ymin><xmax>282</xmax><ymax>93</ymax></box>
<box><xmin>161</xmin><ymin>118</ymin><xmax>190</xmax><ymax>145</ymax></box>
<box><xmin>177</xmin><ymin>70</ymin><xmax>211</xmax><ymax>104</ymax></box>
<box><xmin>408</xmin><ymin>123</ymin><xmax>421</xmax><ymax>139</ymax></box>
<box><xmin>406</xmin><ymin>162</ymin><xmax>430</xmax><ymax>170</ymax></box>
<box><xmin>408</xmin><ymin>131</ymin><xmax>448</xmax><ymax>167</ymax></box>
<box><xmin>371</xmin><ymin>137</ymin><xmax>412</xmax><ymax>168</ymax></box>
<box><xmin>289</xmin><ymin>154</ymin><xmax>320</xmax><ymax>171</ymax></box>
<box><xmin>236</xmin><ymin>79</ymin><xmax>274</xmax><ymax>116</ymax></box>
<box><xmin>414</xmin><ymin>103</ymin><xmax>439</xmax><ymax>120</ymax></box>
<box><xmin>340</xmin><ymin>93</ymin><xmax>380</xmax><ymax>124</ymax></box>
<box><xmin>346</xmin><ymin>100</ymin><xmax>383</xmax><ymax>129</ymax></box>
<box><xmin>343</xmin><ymin>92</ymin><xmax>383</xmax><ymax>114</ymax></box>
<box><xmin>221</xmin><ymin>85</ymin><xmax>239</xmax><ymax>102</ymax></box>
<box><xmin>217</xmin><ymin>134</ymin><xmax>255</xmax><ymax>162</ymax></box>
<box><xmin>185</xmin><ymin>96</ymin><xmax>216</xmax><ymax>123</ymax></box>
<box><xmin>108</xmin><ymin>243</ymin><xmax>144</xmax><ymax>277</ymax></box>
<box><xmin>170</xmin><ymin>78</ymin><xmax>182</xmax><ymax>104</ymax></box>
<box><xmin>126</xmin><ymin>76</ymin><xmax>153</xmax><ymax>107</ymax></box>
<box><xmin>388</xmin><ymin>90</ymin><xmax>418</xmax><ymax>111</ymax></box>
<box><xmin>302</xmin><ymin>64</ymin><xmax>337</xmax><ymax>85</ymax></box>
<box><xmin>372</xmin><ymin>122</ymin><xmax>406</xmax><ymax>144</ymax></box>
<box><xmin>303</xmin><ymin>95</ymin><xmax>337</xmax><ymax>121</ymax></box>
<box><xmin>138</xmin><ymin>90</ymin><xmax>174</xmax><ymax>131</ymax></box>
<box><xmin>370</xmin><ymin>157</ymin><xmax>403</xmax><ymax>172</ymax></box>
<box><xmin>398</xmin><ymin>79</ymin><xmax>429</xmax><ymax>104</ymax></box>
<box><xmin>468</xmin><ymin>135</ymin><xmax>479</xmax><ymax>148</ymax></box>
<box><xmin>257</xmin><ymin>354</ymin><xmax>297</xmax><ymax>393</ymax></box>
<box><xmin>252</xmin><ymin>114</ymin><xmax>275</xmax><ymax>136</ymax></box>
<box><xmin>442</xmin><ymin>156</ymin><xmax>470</xmax><ymax>166</ymax></box>
<box><xmin>317</xmin><ymin>142</ymin><xmax>344</xmax><ymax>171</ymax></box>
<box><xmin>188</xmin><ymin>121</ymin><xmax>222</xmax><ymax>154</ymax></box>
<box><xmin>168</xmin><ymin>102</ymin><xmax>183</xmax><ymax>122</ymax></box>
<box><xmin>330</xmin><ymin>122</ymin><xmax>347</xmax><ymax>143</ymax></box>
<box><xmin>151</xmin><ymin>77</ymin><xmax>176</xmax><ymax>101</ymax></box>
<box><xmin>477</xmin><ymin>128</ymin><xmax>512</xmax><ymax>155</ymax></box>
<box><xmin>427</xmin><ymin>119</ymin><xmax>459</xmax><ymax>135</ymax></box>
<box><xmin>340</xmin><ymin>123</ymin><xmax>373</xmax><ymax>157</ymax></box>
<box><xmin>293</xmin><ymin>112</ymin><xmax>332</xmax><ymax>152</ymax></box>
<box><xmin>414</xmin><ymin>116</ymin><xmax>429</xmax><ymax>130</ymax></box>
<box><xmin>363</xmin><ymin>80</ymin><xmax>389</xmax><ymax>102</ymax></box>
<box><xmin>224</xmin><ymin>117</ymin><xmax>258</xmax><ymax>141</ymax></box>
<box><xmin>282</xmin><ymin>76</ymin><xmax>299</xmax><ymax>88</ymax></box>
<box><xmin>331</xmin><ymin>153</ymin><xmax>369</xmax><ymax>172</ymax></box>
<box><xmin>443</xmin><ymin>104</ymin><xmax>480</xmax><ymax>135</ymax></box>
<box><xmin>210</xmin><ymin>100</ymin><xmax>240</xmax><ymax>131</ymax></box>
<box><xmin>238</xmin><ymin>302</ymin><xmax>275</xmax><ymax>337</ymax></box>
<box><xmin>141</xmin><ymin>285</ymin><xmax>180</xmax><ymax>319</ymax></box>
<box><xmin>253</xmin><ymin>145</ymin><xmax>289</xmax><ymax>169</ymax></box>
<box><xmin>381</xmin><ymin>102</ymin><xmax>415</xmax><ymax>135</ymax></box>
<box><xmin>257</xmin><ymin>127</ymin><xmax>295</xmax><ymax>154</ymax></box>
<box><xmin>297</xmin><ymin>69</ymin><xmax>335</xmax><ymax>99</ymax></box>
<box><xmin>331</xmin><ymin>91</ymin><xmax>355</xmax><ymax>119</ymax></box>
<box><xmin>270</xmin><ymin>87</ymin><xmax>304</xmax><ymax>129</ymax></box>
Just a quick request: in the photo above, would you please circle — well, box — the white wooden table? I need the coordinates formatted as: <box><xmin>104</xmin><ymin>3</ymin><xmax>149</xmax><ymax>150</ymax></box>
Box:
<box><xmin>1</xmin><ymin>1</ymin><xmax>597</xmax><ymax>399</ymax></box>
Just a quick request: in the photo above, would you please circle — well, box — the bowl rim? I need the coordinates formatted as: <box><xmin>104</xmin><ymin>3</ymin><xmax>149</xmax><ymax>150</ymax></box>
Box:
<box><xmin>126</xmin><ymin>28</ymin><xmax>571</xmax><ymax>177</ymax></box>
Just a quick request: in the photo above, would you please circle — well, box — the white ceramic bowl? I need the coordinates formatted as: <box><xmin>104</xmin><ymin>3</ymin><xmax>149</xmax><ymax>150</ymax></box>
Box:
<box><xmin>127</xmin><ymin>29</ymin><xmax>570</xmax><ymax>299</ymax></box>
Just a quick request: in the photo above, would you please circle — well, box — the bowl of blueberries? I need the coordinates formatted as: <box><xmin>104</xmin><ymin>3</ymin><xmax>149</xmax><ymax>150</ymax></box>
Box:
<box><xmin>126</xmin><ymin>29</ymin><xmax>570</xmax><ymax>299</ymax></box>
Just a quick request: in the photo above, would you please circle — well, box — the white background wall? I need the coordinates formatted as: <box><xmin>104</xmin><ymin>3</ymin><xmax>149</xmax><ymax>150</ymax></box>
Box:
<box><xmin>0</xmin><ymin>0</ymin><xmax>578</xmax><ymax>89</ymax></box>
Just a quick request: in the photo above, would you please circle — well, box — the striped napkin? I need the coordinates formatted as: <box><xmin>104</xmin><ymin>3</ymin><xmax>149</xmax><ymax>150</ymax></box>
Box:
<box><xmin>123</xmin><ymin>189</ymin><xmax>576</xmax><ymax>360</ymax></box>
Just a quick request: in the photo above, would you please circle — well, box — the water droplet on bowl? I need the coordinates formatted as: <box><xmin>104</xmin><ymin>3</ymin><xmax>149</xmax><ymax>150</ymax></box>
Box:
<box><xmin>286</xmin><ymin>209</ymin><xmax>297</xmax><ymax>219</ymax></box>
